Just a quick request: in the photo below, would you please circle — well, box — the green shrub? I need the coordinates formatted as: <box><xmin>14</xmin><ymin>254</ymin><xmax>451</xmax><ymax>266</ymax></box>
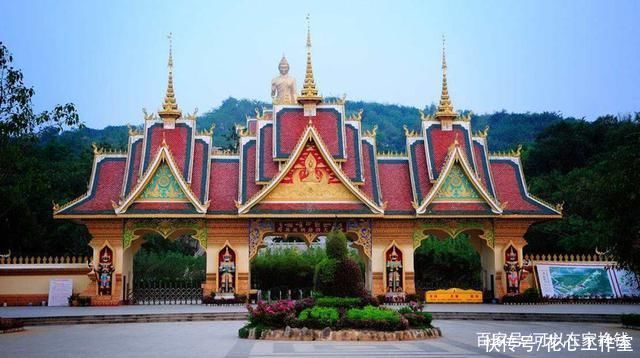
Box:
<box><xmin>621</xmin><ymin>314</ymin><xmax>640</xmax><ymax>327</ymax></box>
<box><xmin>326</xmin><ymin>230</ymin><xmax>348</xmax><ymax>260</ymax></box>
<box><xmin>251</xmin><ymin>247</ymin><xmax>327</xmax><ymax>290</ymax></box>
<box><xmin>343</xmin><ymin>306</ymin><xmax>407</xmax><ymax>331</ymax></box>
<box><xmin>314</xmin><ymin>258</ymin><xmax>337</xmax><ymax>294</ymax></box>
<box><xmin>398</xmin><ymin>306</ymin><xmax>413</xmax><ymax>315</ymax></box>
<box><xmin>238</xmin><ymin>324</ymin><xmax>250</xmax><ymax>338</ymax></box>
<box><xmin>299</xmin><ymin>306</ymin><xmax>339</xmax><ymax>327</ymax></box>
<box><xmin>316</xmin><ymin>297</ymin><xmax>361</xmax><ymax>309</ymax></box>
<box><xmin>522</xmin><ymin>288</ymin><xmax>540</xmax><ymax>301</ymax></box>
<box><xmin>402</xmin><ymin>312</ymin><xmax>433</xmax><ymax>328</ymax></box>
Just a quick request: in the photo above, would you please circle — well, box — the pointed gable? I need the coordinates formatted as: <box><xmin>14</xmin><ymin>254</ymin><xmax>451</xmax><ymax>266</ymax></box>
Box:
<box><xmin>138</xmin><ymin>163</ymin><xmax>187</xmax><ymax>201</ymax></box>
<box><xmin>416</xmin><ymin>143</ymin><xmax>502</xmax><ymax>215</ymax></box>
<box><xmin>433</xmin><ymin>164</ymin><xmax>483</xmax><ymax>202</ymax></box>
<box><xmin>238</xmin><ymin>125</ymin><xmax>383</xmax><ymax>216</ymax></box>
<box><xmin>115</xmin><ymin>144</ymin><xmax>208</xmax><ymax>215</ymax></box>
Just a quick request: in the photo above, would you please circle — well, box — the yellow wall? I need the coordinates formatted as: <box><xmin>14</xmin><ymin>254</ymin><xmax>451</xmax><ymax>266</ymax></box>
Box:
<box><xmin>0</xmin><ymin>274</ymin><xmax>90</xmax><ymax>295</ymax></box>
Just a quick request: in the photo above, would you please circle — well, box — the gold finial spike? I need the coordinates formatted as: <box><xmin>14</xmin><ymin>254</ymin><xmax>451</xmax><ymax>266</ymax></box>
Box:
<box><xmin>158</xmin><ymin>32</ymin><xmax>182</xmax><ymax>121</ymax></box>
<box><xmin>435</xmin><ymin>34</ymin><xmax>456</xmax><ymax>120</ymax></box>
<box><xmin>298</xmin><ymin>14</ymin><xmax>322</xmax><ymax>105</ymax></box>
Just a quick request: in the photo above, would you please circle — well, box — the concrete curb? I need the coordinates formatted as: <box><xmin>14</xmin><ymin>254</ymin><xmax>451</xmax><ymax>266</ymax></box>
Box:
<box><xmin>12</xmin><ymin>310</ymin><xmax>624</xmax><ymax>326</ymax></box>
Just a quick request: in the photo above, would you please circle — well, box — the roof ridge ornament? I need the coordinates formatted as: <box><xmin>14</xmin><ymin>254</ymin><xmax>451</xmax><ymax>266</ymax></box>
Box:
<box><xmin>435</xmin><ymin>34</ymin><xmax>457</xmax><ymax>121</ymax></box>
<box><xmin>298</xmin><ymin>14</ymin><xmax>322</xmax><ymax>116</ymax></box>
<box><xmin>158</xmin><ymin>32</ymin><xmax>182</xmax><ymax>127</ymax></box>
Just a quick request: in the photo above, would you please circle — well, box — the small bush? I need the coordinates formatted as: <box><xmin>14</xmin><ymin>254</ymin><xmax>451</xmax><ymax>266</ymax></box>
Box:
<box><xmin>402</xmin><ymin>312</ymin><xmax>433</xmax><ymax>328</ymax></box>
<box><xmin>238</xmin><ymin>324</ymin><xmax>250</xmax><ymax>338</ymax></box>
<box><xmin>246</xmin><ymin>300</ymin><xmax>295</xmax><ymax>328</ymax></box>
<box><xmin>299</xmin><ymin>307</ymin><xmax>339</xmax><ymax>328</ymax></box>
<box><xmin>398</xmin><ymin>306</ymin><xmax>413</xmax><ymax>315</ymax></box>
<box><xmin>314</xmin><ymin>258</ymin><xmax>337</xmax><ymax>294</ymax></box>
<box><xmin>343</xmin><ymin>305</ymin><xmax>408</xmax><ymax>331</ymax></box>
<box><xmin>294</xmin><ymin>297</ymin><xmax>315</xmax><ymax>314</ymax></box>
<box><xmin>621</xmin><ymin>314</ymin><xmax>640</xmax><ymax>328</ymax></box>
<box><xmin>360</xmin><ymin>295</ymin><xmax>380</xmax><ymax>307</ymax></box>
<box><xmin>326</xmin><ymin>230</ymin><xmax>348</xmax><ymax>260</ymax></box>
<box><xmin>316</xmin><ymin>297</ymin><xmax>361</xmax><ymax>309</ymax></box>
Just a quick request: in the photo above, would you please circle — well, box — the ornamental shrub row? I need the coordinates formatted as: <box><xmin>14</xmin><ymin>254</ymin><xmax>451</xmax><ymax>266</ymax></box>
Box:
<box><xmin>298</xmin><ymin>307</ymin><xmax>340</xmax><ymax>328</ymax></box>
<box><xmin>315</xmin><ymin>296</ymin><xmax>362</xmax><ymax>309</ymax></box>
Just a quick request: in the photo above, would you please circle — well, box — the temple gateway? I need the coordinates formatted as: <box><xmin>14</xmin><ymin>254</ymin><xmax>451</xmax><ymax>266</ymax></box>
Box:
<box><xmin>53</xmin><ymin>30</ymin><xmax>561</xmax><ymax>305</ymax></box>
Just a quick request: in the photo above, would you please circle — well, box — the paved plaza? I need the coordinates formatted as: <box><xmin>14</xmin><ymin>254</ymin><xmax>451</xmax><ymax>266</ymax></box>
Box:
<box><xmin>1</xmin><ymin>303</ymin><xmax>639</xmax><ymax>318</ymax></box>
<box><xmin>0</xmin><ymin>319</ymin><xmax>637</xmax><ymax>357</ymax></box>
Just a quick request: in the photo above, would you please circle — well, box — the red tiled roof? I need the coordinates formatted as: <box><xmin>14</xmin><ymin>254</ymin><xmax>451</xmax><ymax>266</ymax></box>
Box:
<box><xmin>208</xmin><ymin>158</ymin><xmax>239</xmax><ymax>214</ymax></box>
<box><xmin>378</xmin><ymin>159</ymin><xmax>414</xmax><ymax>215</ymax></box>
<box><xmin>190</xmin><ymin>139</ymin><xmax>209</xmax><ymax>203</ymax></box>
<box><xmin>343</xmin><ymin>124</ymin><xmax>363</xmax><ymax>182</ymax></box>
<box><xmin>473</xmin><ymin>140</ymin><xmax>495</xmax><ymax>197</ymax></box>
<box><xmin>142</xmin><ymin>122</ymin><xmax>193</xmax><ymax>178</ymax></box>
<box><xmin>425</xmin><ymin>124</ymin><xmax>475</xmax><ymax>178</ymax></box>
<box><xmin>257</xmin><ymin>123</ymin><xmax>278</xmax><ymax>181</ymax></box>
<box><xmin>490</xmin><ymin>158</ymin><xmax>558</xmax><ymax>215</ymax></box>
<box><xmin>59</xmin><ymin>157</ymin><xmax>126</xmax><ymax>214</ymax></box>
<box><xmin>274</xmin><ymin>108</ymin><xmax>344</xmax><ymax>159</ymax></box>
<box><xmin>408</xmin><ymin>140</ymin><xmax>433</xmax><ymax>203</ymax></box>
<box><xmin>361</xmin><ymin>140</ymin><xmax>381</xmax><ymax>205</ymax></box>
<box><xmin>123</xmin><ymin>139</ymin><xmax>143</xmax><ymax>197</ymax></box>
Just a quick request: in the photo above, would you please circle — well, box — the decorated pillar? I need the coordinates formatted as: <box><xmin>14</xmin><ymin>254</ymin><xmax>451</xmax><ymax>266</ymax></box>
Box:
<box><xmin>207</xmin><ymin>219</ymin><xmax>250</xmax><ymax>295</ymax></box>
<box><xmin>372</xmin><ymin>220</ymin><xmax>415</xmax><ymax>297</ymax></box>
<box><xmin>493</xmin><ymin>219</ymin><xmax>532</xmax><ymax>299</ymax></box>
<box><xmin>83</xmin><ymin>219</ymin><xmax>124</xmax><ymax>305</ymax></box>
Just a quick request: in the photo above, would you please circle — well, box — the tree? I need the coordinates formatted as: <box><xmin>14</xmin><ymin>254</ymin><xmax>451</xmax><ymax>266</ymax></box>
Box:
<box><xmin>0</xmin><ymin>41</ymin><xmax>83</xmax><ymax>255</ymax></box>
<box><xmin>314</xmin><ymin>231</ymin><xmax>365</xmax><ymax>297</ymax></box>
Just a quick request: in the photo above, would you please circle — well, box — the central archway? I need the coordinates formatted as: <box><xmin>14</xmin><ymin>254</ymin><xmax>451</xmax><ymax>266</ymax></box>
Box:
<box><xmin>413</xmin><ymin>220</ymin><xmax>496</xmax><ymax>300</ymax></box>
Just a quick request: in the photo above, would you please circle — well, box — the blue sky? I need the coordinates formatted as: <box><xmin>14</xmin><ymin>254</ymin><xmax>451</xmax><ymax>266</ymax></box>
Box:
<box><xmin>1</xmin><ymin>0</ymin><xmax>639</xmax><ymax>129</ymax></box>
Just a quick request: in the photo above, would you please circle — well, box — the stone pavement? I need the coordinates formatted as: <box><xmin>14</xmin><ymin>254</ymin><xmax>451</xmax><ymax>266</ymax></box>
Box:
<box><xmin>0</xmin><ymin>320</ymin><xmax>637</xmax><ymax>357</ymax></box>
<box><xmin>1</xmin><ymin>303</ymin><xmax>638</xmax><ymax>318</ymax></box>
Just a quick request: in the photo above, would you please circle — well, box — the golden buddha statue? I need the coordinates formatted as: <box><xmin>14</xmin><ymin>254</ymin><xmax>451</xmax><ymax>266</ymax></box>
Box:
<box><xmin>271</xmin><ymin>55</ymin><xmax>297</xmax><ymax>105</ymax></box>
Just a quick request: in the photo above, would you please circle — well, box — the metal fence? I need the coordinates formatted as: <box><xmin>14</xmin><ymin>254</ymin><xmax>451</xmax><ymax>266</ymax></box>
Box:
<box><xmin>127</xmin><ymin>280</ymin><xmax>203</xmax><ymax>305</ymax></box>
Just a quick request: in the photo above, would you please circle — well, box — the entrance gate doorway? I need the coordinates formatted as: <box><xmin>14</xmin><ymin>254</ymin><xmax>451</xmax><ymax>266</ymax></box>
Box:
<box><xmin>122</xmin><ymin>219</ymin><xmax>208</xmax><ymax>305</ymax></box>
<box><xmin>127</xmin><ymin>279</ymin><xmax>203</xmax><ymax>305</ymax></box>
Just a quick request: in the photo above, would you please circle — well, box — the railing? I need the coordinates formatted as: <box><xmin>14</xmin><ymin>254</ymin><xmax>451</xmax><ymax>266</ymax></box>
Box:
<box><xmin>0</xmin><ymin>256</ymin><xmax>90</xmax><ymax>265</ymax></box>
<box><xmin>127</xmin><ymin>280</ymin><xmax>203</xmax><ymax>305</ymax></box>
<box><xmin>524</xmin><ymin>253</ymin><xmax>614</xmax><ymax>263</ymax></box>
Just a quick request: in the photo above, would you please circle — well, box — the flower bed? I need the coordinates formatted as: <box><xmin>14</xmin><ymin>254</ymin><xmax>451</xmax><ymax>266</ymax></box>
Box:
<box><xmin>239</xmin><ymin>297</ymin><xmax>439</xmax><ymax>340</ymax></box>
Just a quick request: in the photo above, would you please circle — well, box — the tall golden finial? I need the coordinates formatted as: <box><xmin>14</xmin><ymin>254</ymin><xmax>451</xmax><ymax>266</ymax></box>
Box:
<box><xmin>158</xmin><ymin>32</ymin><xmax>181</xmax><ymax>123</ymax></box>
<box><xmin>298</xmin><ymin>14</ymin><xmax>322</xmax><ymax>107</ymax></box>
<box><xmin>435</xmin><ymin>34</ymin><xmax>456</xmax><ymax>120</ymax></box>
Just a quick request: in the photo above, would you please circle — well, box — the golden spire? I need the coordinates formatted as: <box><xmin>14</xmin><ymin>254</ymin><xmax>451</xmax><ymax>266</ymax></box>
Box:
<box><xmin>298</xmin><ymin>14</ymin><xmax>322</xmax><ymax>104</ymax></box>
<box><xmin>435</xmin><ymin>34</ymin><xmax>456</xmax><ymax>120</ymax></box>
<box><xmin>158</xmin><ymin>32</ymin><xmax>181</xmax><ymax>121</ymax></box>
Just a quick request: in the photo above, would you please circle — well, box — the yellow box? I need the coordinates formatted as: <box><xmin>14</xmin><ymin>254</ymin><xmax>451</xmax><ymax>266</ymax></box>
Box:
<box><xmin>425</xmin><ymin>288</ymin><xmax>483</xmax><ymax>303</ymax></box>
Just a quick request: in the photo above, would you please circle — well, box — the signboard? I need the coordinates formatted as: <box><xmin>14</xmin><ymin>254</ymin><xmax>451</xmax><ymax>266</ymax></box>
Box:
<box><xmin>47</xmin><ymin>279</ymin><xmax>73</xmax><ymax>307</ymax></box>
<box><xmin>426</xmin><ymin>288</ymin><xmax>483</xmax><ymax>303</ymax></box>
<box><xmin>536</xmin><ymin>264</ymin><xmax>616</xmax><ymax>298</ymax></box>
<box><xmin>610</xmin><ymin>269</ymin><xmax>640</xmax><ymax>297</ymax></box>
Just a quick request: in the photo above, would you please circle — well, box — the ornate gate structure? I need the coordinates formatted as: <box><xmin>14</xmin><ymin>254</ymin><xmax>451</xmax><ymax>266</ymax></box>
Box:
<box><xmin>53</xmin><ymin>28</ymin><xmax>561</xmax><ymax>305</ymax></box>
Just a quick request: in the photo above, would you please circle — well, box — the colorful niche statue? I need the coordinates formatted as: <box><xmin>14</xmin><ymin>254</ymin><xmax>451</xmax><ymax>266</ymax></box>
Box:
<box><xmin>218</xmin><ymin>246</ymin><xmax>236</xmax><ymax>293</ymax></box>
<box><xmin>386</xmin><ymin>245</ymin><xmax>403</xmax><ymax>293</ymax></box>
<box><xmin>503</xmin><ymin>245</ymin><xmax>522</xmax><ymax>295</ymax></box>
<box><xmin>94</xmin><ymin>247</ymin><xmax>115</xmax><ymax>296</ymax></box>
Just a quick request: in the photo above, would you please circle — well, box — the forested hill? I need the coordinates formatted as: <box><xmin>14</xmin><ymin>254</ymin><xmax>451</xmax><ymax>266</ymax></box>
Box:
<box><xmin>198</xmin><ymin>97</ymin><xmax>566</xmax><ymax>152</ymax></box>
<box><xmin>52</xmin><ymin>97</ymin><xmax>566</xmax><ymax>153</ymax></box>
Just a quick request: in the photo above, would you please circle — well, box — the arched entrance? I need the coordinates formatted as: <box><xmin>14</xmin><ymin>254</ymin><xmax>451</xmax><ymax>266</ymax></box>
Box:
<box><xmin>248</xmin><ymin>219</ymin><xmax>373</xmax><ymax>294</ymax></box>
<box><xmin>412</xmin><ymin>220</ymin><xmax>496</xmax><ymax>300</ymax></box>
<box><xmin>122</xmin><ymin>219</ymin><xmax>207</xmax><ymax>304</ymax></box>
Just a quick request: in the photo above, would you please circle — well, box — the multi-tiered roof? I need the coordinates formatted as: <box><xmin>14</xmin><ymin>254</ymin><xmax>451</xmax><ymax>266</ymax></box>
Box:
<box><xmin>53</xmin><ymin>32</ymin><xmax>561</xmax><ymax>220</ymax></box>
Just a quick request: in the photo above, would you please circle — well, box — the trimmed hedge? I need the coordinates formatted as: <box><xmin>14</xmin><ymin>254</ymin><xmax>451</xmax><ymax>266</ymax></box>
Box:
<box><xmin>344</xmin><ymin>306</ymin><xmax>408</xmax><ymax>331</ymax></box>
<box><xmin>402</xmin><ymin>312</ymin><xmax>433</xmax><ymax>328</ymax></box>
<box><xmin>299</xmin><ymin>307</ymin><xmax>339</xmax><ymax>328</ymax></box>
<box><xmin>315</xmin><ymin>297</ymin><xmax>361</xmax><ymax>309</ymax></box>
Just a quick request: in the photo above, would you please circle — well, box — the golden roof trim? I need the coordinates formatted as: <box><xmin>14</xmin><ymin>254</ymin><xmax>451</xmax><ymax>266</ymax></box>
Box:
<box><xmin>158</xmin><ymin>32</ymin><xmax>182</xmax><ymax>120</ymax></box>
<box><xmin>403</xmin><ymin>125</ymin><xmax>420</xmax><ymax>138</ymax></box>
<box><xmin>297</xmin><ymin>14</ymin><xmax>322</xmax><ymax>104</ymax></box>
<box><xmin>490</xmin><ymin>144</ymin><xmax>522</xmax><ymax>157</ymax></box>
<box><xmin>238</xmin><ymin>124</ymin><xmax>384</xmax><ymax>215</ymax></box>
<box><xmin>363</xmin><ymin>125</ymin><xmax>378</xmax><ymax>138</ymax></box>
